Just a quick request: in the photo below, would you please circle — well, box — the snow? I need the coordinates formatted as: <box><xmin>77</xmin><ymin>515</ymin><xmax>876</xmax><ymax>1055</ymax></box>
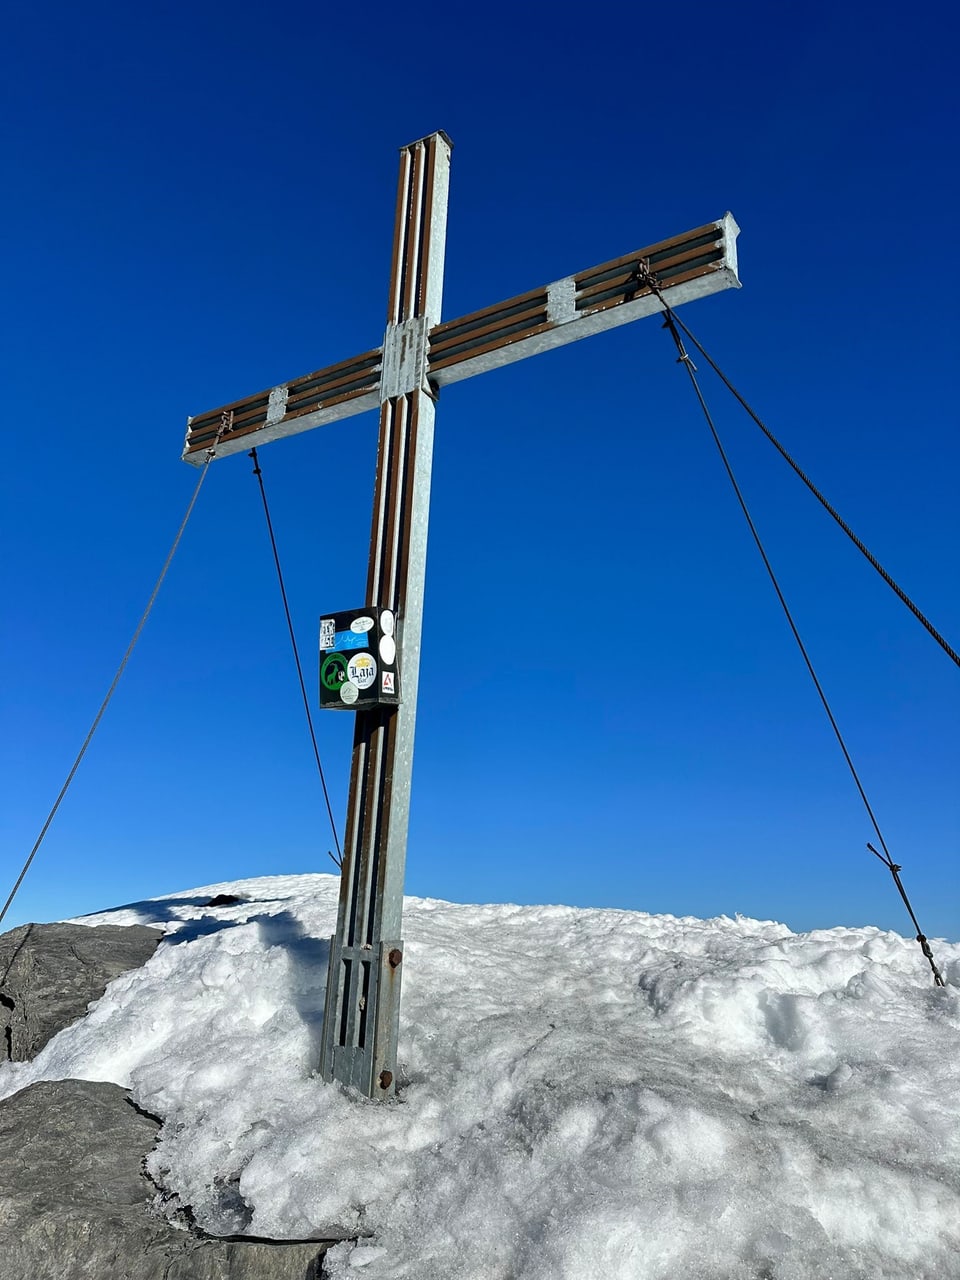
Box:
<box><xmin>2</xmin><ymin>873</ymin><xmax>958</xmax><ymax>1279</ymax></box>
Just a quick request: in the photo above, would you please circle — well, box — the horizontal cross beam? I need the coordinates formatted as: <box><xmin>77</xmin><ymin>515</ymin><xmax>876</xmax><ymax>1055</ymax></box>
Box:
<box><xmin>182</xmin><ymin>214</ymin><xmax>739</xmax><ymax>464</ymax></box>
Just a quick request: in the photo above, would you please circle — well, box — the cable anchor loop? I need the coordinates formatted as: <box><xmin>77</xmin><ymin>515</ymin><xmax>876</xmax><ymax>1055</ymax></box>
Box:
<box><xmin>205</xmin><ymin>409</ymin><xmax>234</xmax><ymax>460</ymax></box>
<box><xmin>642</xmin><ymin>268</ymin><xmax>698</xmax><ymax>372</ymax></box>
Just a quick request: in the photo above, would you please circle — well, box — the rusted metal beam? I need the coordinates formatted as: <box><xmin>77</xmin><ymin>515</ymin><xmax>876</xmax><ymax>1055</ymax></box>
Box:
<box><xmin>182</xmin><ymin>215</ymin><xmax>739</xmax><ymax>464</ymax></box>
<box><xmin>428</xmin><ymin>214</ymin><xmax>739</xmax><ymax>387</ymax></box>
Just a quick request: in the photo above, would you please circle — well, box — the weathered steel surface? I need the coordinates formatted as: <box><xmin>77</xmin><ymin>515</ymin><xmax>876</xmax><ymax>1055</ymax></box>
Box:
<box><xmin>184</xmin><ymin>349</ymin><xmax>382</xmax><ymax>459</ymax></box>
<box><xmin>182</xmin><ymin>215</ymin><xmax>739</xmax><ymax>464</ymax></box>
<box><xmin>428</xmin><ymin>214</ymin><xmax>739</xmax><ymax>385</ymax></box>
<box><xmin>319</xmin><ymin>132</ymin><xmax>450</xmax><ymax>1098</ymax></box>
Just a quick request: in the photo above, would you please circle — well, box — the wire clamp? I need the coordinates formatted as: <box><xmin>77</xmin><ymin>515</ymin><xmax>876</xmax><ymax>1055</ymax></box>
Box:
<box><xmin>630</xmin><ymin>258</ymin><xmax>660</xmax><ymax>297</ymax></box>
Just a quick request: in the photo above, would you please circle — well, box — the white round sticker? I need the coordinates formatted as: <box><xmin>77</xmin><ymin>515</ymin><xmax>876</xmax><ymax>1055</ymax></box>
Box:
<box><xmin>347</xmin><ymin>653</ymin><xmax>377</xmax><ymax>690</ymax></box>
<box><xmin>379</xmin><ymin>635</ymin><xmax>396</xmax><ymax>665</ymax></box>
<box><xmin>351</xmin><ymin>616</ymin><xmax>374</xmax><ymax>634</ymax></box>
<box><xmin>380</xmin><ymin>610</ymin><xmax>395</xmax><ymax>637</ymax></box>
<box><xmin>340</xmin><ymin>681</ymin><xmax>359</xmax><ymax>705</ymax></box>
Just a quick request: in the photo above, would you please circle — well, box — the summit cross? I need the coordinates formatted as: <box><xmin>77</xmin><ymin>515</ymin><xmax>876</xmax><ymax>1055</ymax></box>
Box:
<box><xmin>182</xmin><ymin>131</ymin><xmax>741</xmax><ymax>1099</ymax></box>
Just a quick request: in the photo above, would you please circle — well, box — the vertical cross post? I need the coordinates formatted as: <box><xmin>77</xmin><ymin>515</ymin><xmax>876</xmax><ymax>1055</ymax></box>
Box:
<box><xmin>319</xmin><ymin>133</ymin><xmax>451</xmax><ymax>1098</ymax></box>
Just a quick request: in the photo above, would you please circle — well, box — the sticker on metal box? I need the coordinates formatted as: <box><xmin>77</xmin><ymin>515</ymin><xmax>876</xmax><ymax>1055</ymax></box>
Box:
<box><xmin>339</xmin><ymin>681</ymin><xmax>359</xmax><ymax>705</ymax></box>
<box><xmin>379</xmin><ymin>635</ymin><xmax>396</xmax><ymax>664</ymax></box>
<box><xmin>347</xmin><ymin>653</ymin><xmax>377</xmax><ymax>690</ymax></box>
<box><xmin>333</xmin><ymin>630</ymin><xmax>368</xmax><ymax>650</ymax></box>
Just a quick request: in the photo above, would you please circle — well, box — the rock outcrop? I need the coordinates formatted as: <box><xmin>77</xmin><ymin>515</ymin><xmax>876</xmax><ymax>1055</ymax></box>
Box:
<box><xmin>0</xmin><ymin>1078</ymin><xmax>328</xmax><ymax>1279</ymax></box>
<box><xmin>0</xmin><ymin>924</ymin><xmax>334</xmax><ymax>1278</ymax></box>
<box><xmin>0</xmin><ymin>922</ymin><xmax>163</xmax><ymax>1061</ymax></box>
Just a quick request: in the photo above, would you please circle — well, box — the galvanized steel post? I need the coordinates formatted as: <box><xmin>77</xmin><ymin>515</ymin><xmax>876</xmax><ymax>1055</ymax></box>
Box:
<box><xmin>319</xmin><ymin>133</ymin><xmax>451</xmax><ymax>1098</ymax></box>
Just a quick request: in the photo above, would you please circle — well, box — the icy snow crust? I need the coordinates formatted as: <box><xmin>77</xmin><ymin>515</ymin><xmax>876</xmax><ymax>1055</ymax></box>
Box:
<box><xmin>1</xmin><ymin>876</ymin><xmax>957</xmax><ymax>1279</ymax></box>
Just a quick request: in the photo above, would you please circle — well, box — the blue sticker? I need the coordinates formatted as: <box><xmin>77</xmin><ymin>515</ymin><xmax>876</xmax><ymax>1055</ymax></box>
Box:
<box><xmin>333</xmin><ymin>630</ymin><xmax>369</xmax><ymax>651</ymax></box>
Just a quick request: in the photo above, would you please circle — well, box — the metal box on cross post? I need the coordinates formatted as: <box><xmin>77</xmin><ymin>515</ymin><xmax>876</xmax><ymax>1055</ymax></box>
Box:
<box><xmin>318</xmin><ymin>607</ymin><xmax>400</xmax><ymax>711</ymax></box>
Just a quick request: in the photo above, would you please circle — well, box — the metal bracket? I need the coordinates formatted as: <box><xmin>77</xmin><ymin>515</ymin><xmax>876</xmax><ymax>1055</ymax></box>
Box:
<box><xmin>546</xmin><ymin>276</ymin><xmax>577</xmax><ymax>325</ymax></box>
<box><xmin>320</xmin><ymin>936</ymin><xmax>404</xmax><ymax>1096</ymax></box>
<box><xmin>380</xmin><ymin>316</ymin><xmax>430</xmax><ymax>402</ymax></box>
<box><xmin>265</xmin><ymin>385</ymin><xmax>289</xmax><ymax>425</ymax></box>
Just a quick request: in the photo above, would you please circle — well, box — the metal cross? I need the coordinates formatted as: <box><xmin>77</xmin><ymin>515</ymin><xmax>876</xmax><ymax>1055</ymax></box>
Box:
<box><xmin>182</xmin><ymin>131</ymin><xmax>741</xmax><ymax>1099</ymax></box>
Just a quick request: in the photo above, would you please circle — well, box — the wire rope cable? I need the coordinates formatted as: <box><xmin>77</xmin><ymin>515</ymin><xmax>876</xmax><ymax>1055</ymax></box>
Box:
<box><xmin>668</xmin><ymin>312</ymin><xmax>959</xmax><ymax>672</ymax></box>
<box><xmin>1</xmin><ymin>432</ymin><xmax>225</xmax><ymax>930</ymax></box>
<box><xmin>248</xmin><ymin>448</ymin><xmax>343</xmax><ymax>869</ymax></box>
<box><xmin>652</xmin><ymin>297</ymin><xmax>945</xmax><ymax>987</ymax></box>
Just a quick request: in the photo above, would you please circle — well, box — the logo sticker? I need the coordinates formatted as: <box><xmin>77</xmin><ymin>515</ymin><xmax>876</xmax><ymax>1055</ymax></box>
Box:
<box><xmin>320</xmin><ymin>653</ymin><xmax>348</xmax><ymax>691</ymax></box>
<box><xmin>333</xmin><ymin>630</ymin><xmax>367</xmax><ymax>650</ymax></box>
<box><xmin>347</xmin><ymin>653</ymin><xmax>377</xmax><ymax>690</ymax></box>
<box><xmin>379</xmin><ymin>635</ymin><xmax>396</xmax><ymax>665</ymax></box>
<box><xmin>381</xmin><ymin>671</ymin><xmax>395</xmax><ymax>694</ymax></box>
<box><xmin>351</xmin><ymin>616</ymin><xmax>375</xmax><ymax>634</ymax></box>
<box><xmin>380</xmin><ymin>610</ymin><xmax>395</xmax><ymax>637</ymax></box>
<box><xmin>340</xmin><ymin>681</ymin><xmax>359</xmax><ymax>705</ymax></box>
<box><xmin>319</xmin><ymin>618</ymin><xmax>336</xmax><ymax>650</ymax></box>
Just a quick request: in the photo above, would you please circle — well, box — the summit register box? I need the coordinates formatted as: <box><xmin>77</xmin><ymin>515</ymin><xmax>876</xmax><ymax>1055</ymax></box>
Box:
<box><xmin>318</xmin><ymin>607</ymin><xmax>401</xmax><ymax>711</ymax></box>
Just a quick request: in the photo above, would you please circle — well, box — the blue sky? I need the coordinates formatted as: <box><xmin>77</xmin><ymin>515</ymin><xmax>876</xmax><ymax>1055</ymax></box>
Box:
<box><xmin>2</xmin><ymin>1</ymin><xmax>957</xmax><ymax>943</ymax></box>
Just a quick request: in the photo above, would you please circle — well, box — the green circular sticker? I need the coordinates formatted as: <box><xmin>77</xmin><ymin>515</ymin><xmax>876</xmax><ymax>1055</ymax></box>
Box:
<box><xmin>321</xmin><ymin>652</ymin><xmax>348</xmax><ymax>691</ymax></box>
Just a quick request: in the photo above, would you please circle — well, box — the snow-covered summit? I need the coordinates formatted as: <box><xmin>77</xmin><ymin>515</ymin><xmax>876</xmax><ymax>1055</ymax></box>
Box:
<box><xmin>1</xmin><ymin>874</ymin><xmax>957</xmax><ymax>1279</ymax></box>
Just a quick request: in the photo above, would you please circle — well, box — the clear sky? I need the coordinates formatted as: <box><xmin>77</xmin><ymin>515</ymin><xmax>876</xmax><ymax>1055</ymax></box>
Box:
<box><xmin>2</xmin><ymin>1</ymin><xmax>957</xmax><ymax>942</ymax></box>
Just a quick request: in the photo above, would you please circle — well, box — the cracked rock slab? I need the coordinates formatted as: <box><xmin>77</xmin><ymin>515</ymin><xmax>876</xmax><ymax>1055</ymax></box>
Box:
<box><xmin>0</xmin><ymin>1078</ymin><xmax>329</xmax><ymax>1280</ymax></box>
<box><xmin>0</xmin><ymin>922</ymin><xmax>163</xmax><ymax>1061</ymax></box>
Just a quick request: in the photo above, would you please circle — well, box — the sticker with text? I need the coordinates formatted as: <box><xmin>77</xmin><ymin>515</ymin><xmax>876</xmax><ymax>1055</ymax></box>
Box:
<box><xmin>381</xmin><ymin>671</ymin><xmax>395</xmax><ymax>694</ymax></box>
<box><xmin>319</xmin><ymin>618</ymin><xmax>336</xmax><ymax>650</ymax></box>
<box><xmin>347</xmin><ymin>653</ymin><xmax>377</xmax><ymax>691</ymax></box>
<box><xmin>351</xmin><ymin>616</ymin><xmax>374</xmax><ymax>634</ymax></box>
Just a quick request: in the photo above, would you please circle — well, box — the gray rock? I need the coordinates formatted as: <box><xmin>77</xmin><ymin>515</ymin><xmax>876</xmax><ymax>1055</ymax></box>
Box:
<box><xmin>0</xmin><ymin>922</ymin><xmax>163</xmax><ymax>1061</ymax></box>
<box><xmin>0</xmin><ymin>1078</ymin><xmax>330</xmax><ymax>1279</ymax></box>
